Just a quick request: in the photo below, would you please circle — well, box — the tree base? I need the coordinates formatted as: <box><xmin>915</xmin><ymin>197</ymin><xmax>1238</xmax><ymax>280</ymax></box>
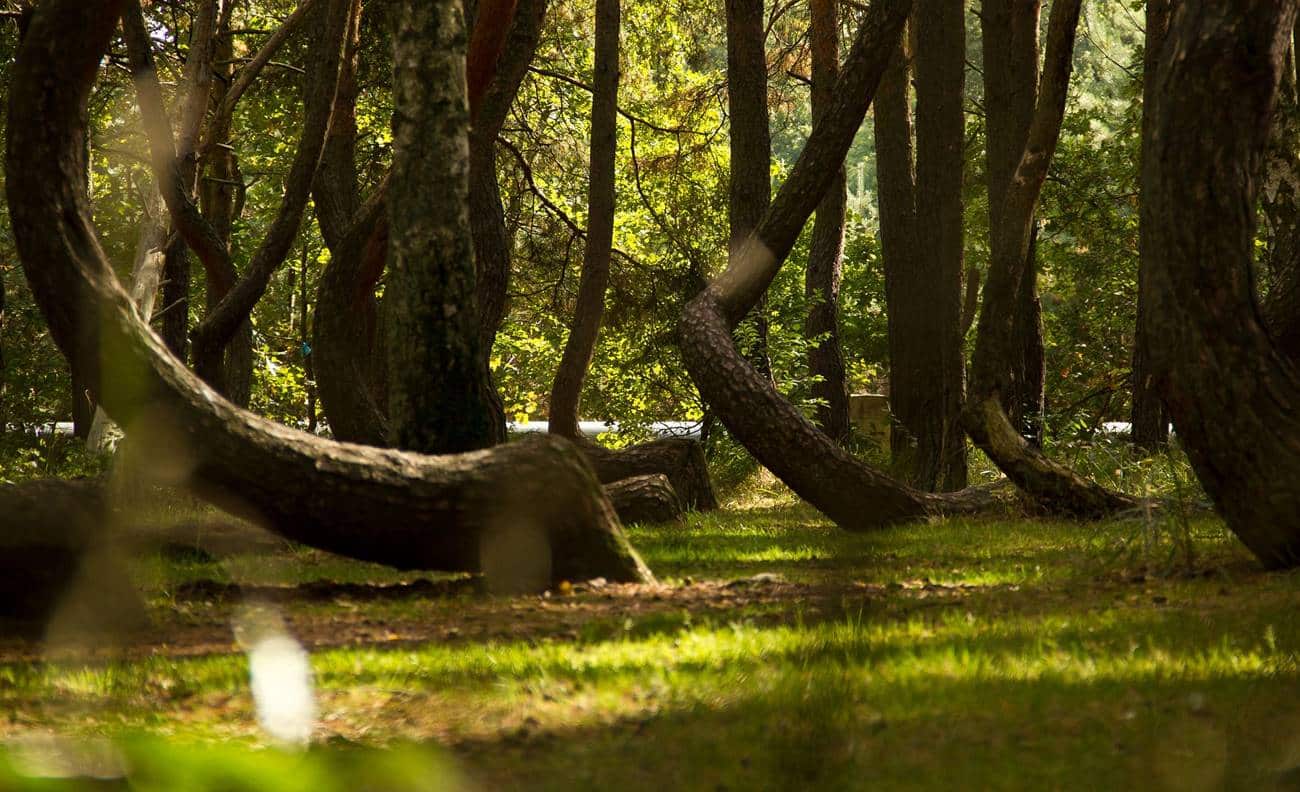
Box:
<box><xmin>605</xmin><ymin>474</ymin><xmax>686</xmax><ymax>525</ymax></box>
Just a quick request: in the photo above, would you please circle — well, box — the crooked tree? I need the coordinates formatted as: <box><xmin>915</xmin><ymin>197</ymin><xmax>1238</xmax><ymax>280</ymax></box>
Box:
<box><xmin>1142</xmin><ymin>0</ymin><xmax>1300</xmax><ymax>568</ymax></box>
<box><xmin>5</xmin><ymin>0</ymin><xmax>651</xmax><ymax>588</ymax></box>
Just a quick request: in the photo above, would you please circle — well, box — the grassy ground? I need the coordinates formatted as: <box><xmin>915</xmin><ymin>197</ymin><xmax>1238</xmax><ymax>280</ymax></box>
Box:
<box><xmin>2</xmin><ymin>483</ymin><xmax>1299</xmax><ymax>790</ymax></box>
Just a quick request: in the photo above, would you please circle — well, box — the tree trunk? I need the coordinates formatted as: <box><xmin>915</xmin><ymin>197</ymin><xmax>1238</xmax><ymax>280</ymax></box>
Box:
<box><xmin>5</xmin><ymin>0</ymin><xmax>652</xmax><ymax>588</ymax></box>
<box><xmin>124</xmin><ymin>0</ymin><xmax>350</xmax><ymax>400</ymax></box>
<box><xmin>313</xmin><ymin>0</ymin><xmax>540</xmax><ymax>446</ymax></box>
<box><xmin>201</xmin><ymin>7</ymin><xmax>254</xmax><ymax>408</ymax></box>
<box><xmin>159</xmin><ymin>237</ymin><xmax>191</xmax><ymax>362</ymax></box>
<box><xmin>467</xmin><ymin>0</ymin><xmax>541</xmax><ymax>445</ymax></box>
<box><xmin>0</xmin><ymin>479</ymin><xmax>146</xmax><ymax>638</ymax></box>
<box><xmin>1142</xmin><ymin>0</ymin><xmax>1300</xmax><ymax>568</ymax></box>
<box><xmin>1130</xmin><ymin>0</ymin><xmax>1175</xmax><ymax>449</ymax></box>
<box><xmin>604</xmin><ymin>474</ymin><xmax>685</xmax><ymax>526</ymax></box>
<box><xmin>725</xmin><ymin>0</ymin><xmax>774</xmax><ymax>383</ymax></box>
<box><xmin>681</xmin><ymin>0</ymin><xmax>1006</xmax><ymax>530</ymax></box>
<box><xmin>804</xmin><ymin>0</ymin><xmax>850</xmax><ymax>444</ymax></box>
<box><xmin>1010</xmin><ymin>225</ymin><xmax>1045</xmax><ymax>445</ymax></box>
<box><xmin>872</xmin><ymin>6</ymin><xmax>968</xmax><ymax>492</ymax></box>
<box><xmin>548</xmin><ymin>0</ymin><xmax>620</xmax><ymax>439</ymax></box>
<box><xmin>873</xmin><ymin>36</ymin><xmax>923</xmax><ymax>469</ymax></box>
<box><xmin>386</xmin><ymin>0</ymin><xmax>498</xmax><ymax>453</ymax></box>
<box><xmin>963</xmin><ymin>0</ymin><xmax>1138</xmax><ymax>517</ymax></box>
<box><xmin>582</xmin><ymin>436</ymin><xmax>718</xmax><ymax>512</ymax></box>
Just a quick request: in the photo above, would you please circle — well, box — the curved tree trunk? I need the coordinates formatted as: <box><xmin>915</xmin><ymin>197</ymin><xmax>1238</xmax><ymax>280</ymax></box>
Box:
<box><xmin>804</xmin><ymin>0</ymin><xmax>850</xmax><ymax>445</ymax></box>
<box><xmin>963</xmin><ymin>0</ymin><xmax>1139</xmax><ymax>518</ymax></box>
<box><xmin>1142</xmin><ymin>0</ymin><xmax>1300</xmax><ymax>568</ymax></box>
<box><xmin>680</xmin><ymin>0</ymin><xmax>1010</xmax><ymax>531</ymax></box>
<box><xmin>548</xmin><ymin>0</ymin><xmax>620</xmax><ymax>438</ymax></box>
<box><xmin>6</xmin><ymin>0</ymin><xmax>651</xmax><ymax>587</ymax></box>
<box><xmin>1129</xmin><ymin>0</ymin><xmax>1175</xmax><ymax>449</ymax></box>
<box><xmin>124</xmin><ymin>0</ymin><xmax>351</xmax><ymax>400</ymax></box>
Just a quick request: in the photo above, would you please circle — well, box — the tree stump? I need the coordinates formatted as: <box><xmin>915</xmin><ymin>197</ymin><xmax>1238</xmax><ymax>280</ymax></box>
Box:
<box><xmin>605</xmin><ymin>474</ymin><xmax>685</xmax><ymax>525</ymax></box>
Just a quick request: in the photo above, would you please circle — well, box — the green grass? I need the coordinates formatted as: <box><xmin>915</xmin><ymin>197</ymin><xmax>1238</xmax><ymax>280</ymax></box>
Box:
<box><xmin>2</xmin><ymin>496</ymin><xmax>1299</xmax><ymax>790</ymax></box>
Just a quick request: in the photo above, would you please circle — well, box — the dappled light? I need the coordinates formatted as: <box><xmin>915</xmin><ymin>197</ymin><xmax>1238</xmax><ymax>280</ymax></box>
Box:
<box><xmin>3</xmin><ymin>0</ymin><xmax>1300</xmax><ymax>787</ymax></box>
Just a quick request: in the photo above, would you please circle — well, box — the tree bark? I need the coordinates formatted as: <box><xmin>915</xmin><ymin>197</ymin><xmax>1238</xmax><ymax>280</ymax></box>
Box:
<box><xmin>1142</xmin><ymin>0</ymin><xmax>1300</xmax><ymax>568</ymax></box>
<box><xmin>1130</xmin><ymin>0</ymin><xmax>1174</xmax><ymax>448</ymax></box>
<box><xmin>604</xmin><ymin>474</ymin><xmax>684</xmax><ymax>525</ymax></box>
<box><xmin>725</xmin><ymin>0</ymin><xmax>774</xmax><ymax>383</ymax></box>
<box><xmin>582</xmin><ymin>436</ymin><xmax>718</xmax><ymax>512</ymax></box>
<box><xmin>5</xmin><ymin>0</ymin><xmax>652</xmax><ymax>588</ymax></box>
<box><xmin>681</xmin><ymin>0</ymin><xmax>1009</xmax><ymax>530</ymax></box>
<box><xmin>548</xmin><ymin>0</ymin><xmax>620</xmax><ymax>439</ymax></box>
<box><xmin>963</xmin><ymin>0</ymin><xmax>1138</xmax><ymax>518</ymax></box>
<box><xmin>804</xmin><ymin>0</ymin><xmax>850</xmax><ymax>444</ymax></box>
<box><xmin>124</xmin><ymin>0</ymin><xmax>350</xmax><ymax>399</ymax></box>
<box><xmin>872</xmin><ymin>6</ymin><xmax>968</xmax><ymax>492</ymax></box>
<box><xmin>386</xmin><ymin>0</ymin><xmax>498</xmax><ymax>453</ymax></box>
<box><xmin>977</xmin><ymin>0</ymin><xmax>1048</xmax><ymax>442</ymax></box>
<box><xmin>313</xmin><ymin>0</ymin><xmax>540</xmax><ymax>446</ymax></box>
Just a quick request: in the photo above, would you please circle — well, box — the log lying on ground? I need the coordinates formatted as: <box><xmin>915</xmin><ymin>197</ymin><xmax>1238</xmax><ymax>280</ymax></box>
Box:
<box><xmin>5</xmin><ymin>0</ymin><xmax>652</xmax><ymax>589</ymax></box>
<box><xmin>0</xmin><ymin>480</ymin><xmax>146</xmax><ymax>638</ymax></box>
<box><xmin>605</xmin><ymin>474</ymin><xmax>685</xmax><ymax>525</ymax></box>
<box><xmin>583</xmin><ymin>437</ymin><xmax>718</xmax><ymax>513</ymax></box>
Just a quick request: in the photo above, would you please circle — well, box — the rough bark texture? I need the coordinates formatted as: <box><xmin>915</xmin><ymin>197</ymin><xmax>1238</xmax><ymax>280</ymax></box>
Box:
<box><xmin>582</xmin><ymin>437</ymin><xmax>718</xmax><ymax>513</ymax></box>
<box><xmin>873</xmin><ymin>37</ymin><xmax>920</xmax><ymax>466</ymax></box>
<box><xmin>872</xmin><ymin>8</ymin><xmax>967</xmax><ymax>492</ymax></box>
<box><xmin>386</xmin><ymin>0</ymin><xmax>498</xmax><ymax>453</ymax></box>
<box><xmin>725</xmin><ymin>0</ymin><xmax>774</xmax><ymax>382</ymax></box>
<box><xmin>604</xmin><ymin>474</ymin><xmax>684</xmax><ymax>526</ymax></box>
<box><xmin>124</xmin><ymin>0</ymin><xmax>350</xmax><ymax>399</ymax></box>
<box><xmin>1130</xmin><ymin>0</ymin><xmax>1174</xmax><ymax>448</ymax></box>
<box><xmin>315</xmin><ymin>185</ymin><xmax>391</xmax><ymax>445</ymax></box>
<box><xmin>978</xmin><ymin>0</ymin><xmax>1048</xmax><ymax>441</ymax></box>
<box><xmin>1260</xmin><ymin>27</ymin><xmax>1300</xmax><ymax>362</ymax></box>
<box><xmin>313</xmin><ymin>0</ymin><xmax>539</xmax><ymax>446</ymax></box>
<box><xmin>6</xmin><ymin>0</ymin><xmax>652</xmax><ymax>587</ymax></box>
<box><xmin>1142</xmin><ymin>0</ymin><xmax>1300</xmax><ymax>568</ymax></box>
<box><xmin>964</xmin><ymin>0</ymin><xmax>1138</xmax><ymax>518</ymax></box>
<box><xmin>912</xmin><ymin>0</ymin><xmax>968</xmax><ymax>488</ymax></box>
<box><xmin>548</xmin><ymin>0</ymin><xmax>620</xmax><ymax>439</ymax></box>
<box><xmin>681</xmin><ymin>0</ymin><xmax>1004</xmax><ymax>530</ymax></box>
<box><xmin>804</xmin><ymin>0</ymin><xmax>850</xmax><ymax>444</ymax></box>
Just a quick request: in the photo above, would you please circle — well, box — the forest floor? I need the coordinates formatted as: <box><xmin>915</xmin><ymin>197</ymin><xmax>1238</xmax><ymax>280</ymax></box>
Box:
<box><xmin>2</xmin><ymin>484</ymin><xmax>1300</xmax><ymax>790</ymax></box>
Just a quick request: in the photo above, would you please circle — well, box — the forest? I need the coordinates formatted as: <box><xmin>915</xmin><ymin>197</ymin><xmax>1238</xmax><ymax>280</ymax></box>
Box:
<box><xmin>1</xmin><ymin>0</ymin><xmax>1299</xmax><ymax>788</ymax></box>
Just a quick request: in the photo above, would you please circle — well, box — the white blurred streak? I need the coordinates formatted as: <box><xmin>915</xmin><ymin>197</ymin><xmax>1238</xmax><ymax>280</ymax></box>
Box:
<box><xmin>234</xmin><ymin>604</ymin><xmax>316</xmax><ymax>746</ymax></box>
